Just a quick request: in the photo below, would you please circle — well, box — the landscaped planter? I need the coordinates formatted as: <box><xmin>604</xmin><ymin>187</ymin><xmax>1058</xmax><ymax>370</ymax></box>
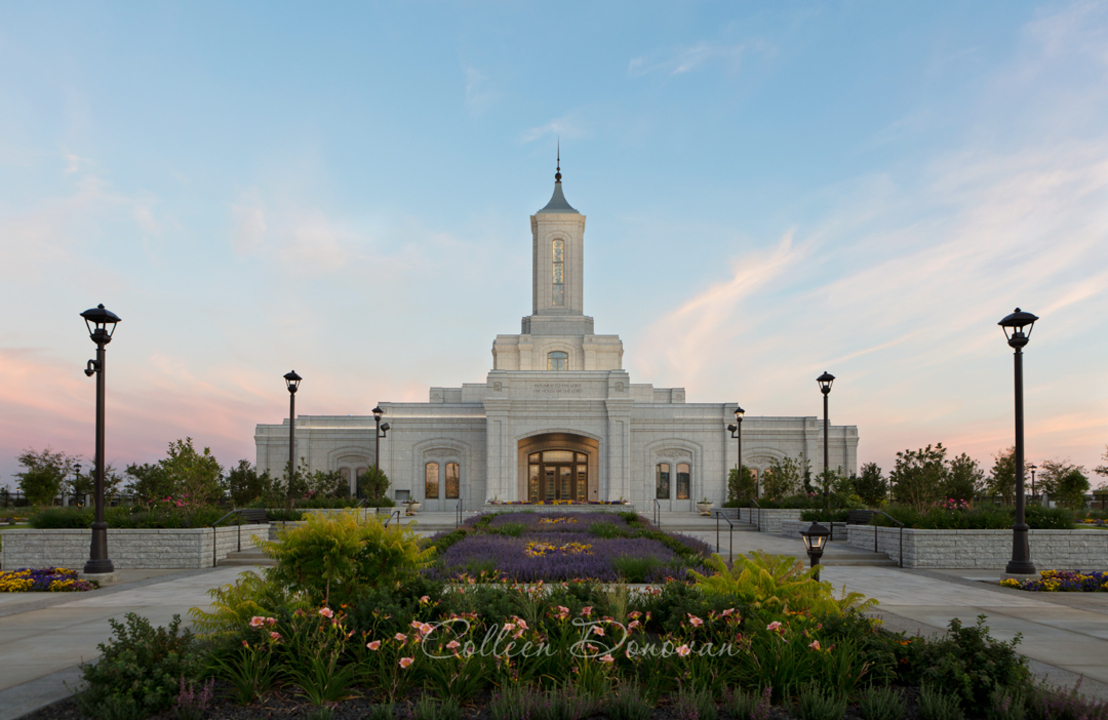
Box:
<box><xmin>481</xmin><ymin>503</ymin><xmax>637</xmax><ymax>514</ymax></box>
<box><xmin>779</xmin><ymin>519</ymin><xmax>851</xmax><ymax>542</ymax></box>
<box><xmin>735</xmin><ymin>507</ymin><xmax>804</xmax><ymax>533</ymax></box>
<box><xmin>845</xmin><ymin>525</ymin><xmax>1108</xmax><ymax>569</ymax></box>
<box><xmin>0</xmin><ymin>525</ymin><xmax>270</xmax><ymax>570</ymax></box>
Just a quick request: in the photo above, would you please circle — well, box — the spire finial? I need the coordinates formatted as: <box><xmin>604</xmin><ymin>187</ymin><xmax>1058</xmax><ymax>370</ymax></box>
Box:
<box><xmin>555</xmin><ymin>139</ymin><xmax>561</xmax><ymax>183</ymax></box>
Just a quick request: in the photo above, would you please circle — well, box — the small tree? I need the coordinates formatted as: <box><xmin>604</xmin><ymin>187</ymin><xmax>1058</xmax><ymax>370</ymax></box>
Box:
<box><xmin>125</xmin><ymin>462</ymin><xmax>174</xmax><ymax>505</ymax></box>
<box><xmin>854</xmin><ymin>462</ymin><xmax>887</xmax><ymax>507</ymax></box>
<box><xmin>1095</xmin><ymin>445</ymin><xmax>1108</xmax><ymax>487</ymax></box>
<box><xmin>307</xmin><ymin>469</ymin><xmax>347</xmax><ymax>498</ymax></box>
<box><xmin>944</xmin><ymin>453</ymin><xmax>984</xmax><ymax>503</ymax></box>
<box><xmin>15</xmin><ymin>448</ymin><xmax>77</xmax><ymax>505</ymax></box>
<box><xmin>160</xmin><ymin>438</ymin><xmax>223</xmax><ymax>506</ymax></box>
<box><xmin>890</xmin><ymin>443</ymin><xmax>947</xmax><ymax>511</ymax></box>
<box><xmin>986</xmin><ymin>447</ymin><xmax>1016</xmax><ymax>506</ymax></box>
<box><xmin>762</xmin><ymin>455</ymin><xmax>805</xmax><ymax>499</ymax></box>
<box><xmin>226</xmin><ymin>460</ymin><xmax>265</xmax><ymax>506</ymax></box>
<box><xmin>358</xmin><ymin>466</ymin><xmax>391</xmax><ymax>502</ymax></box>
<box><xmin>1055</xmin><ymin>467</ymin><xmax>1090</xmax><ymax>510</ymax></box>
<box><xmin>726</xmin><ymin>466</ymin><xmax>757</xmax><ymax>502</ymax></box>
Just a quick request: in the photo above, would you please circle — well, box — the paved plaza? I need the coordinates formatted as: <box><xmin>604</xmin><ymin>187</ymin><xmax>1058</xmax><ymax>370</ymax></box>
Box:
<box><xmin>2</xmin><ymin>512</ymin><xmax>1106</xmax><ymax>719</ymax></box>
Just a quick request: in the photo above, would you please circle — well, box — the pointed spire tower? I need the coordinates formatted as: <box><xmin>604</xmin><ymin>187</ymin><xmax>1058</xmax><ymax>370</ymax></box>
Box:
<box><xmin>491</xmin><ymin>147</ymin><xmax>624</xmax><ymax>371</ymax></box>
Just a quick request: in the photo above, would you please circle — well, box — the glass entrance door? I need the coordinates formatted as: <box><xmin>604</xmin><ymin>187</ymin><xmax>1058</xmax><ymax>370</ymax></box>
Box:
<box><xmin>528</xmin><ymin>451</ymin><xmax>589</xmax><ymax>502</ymax></box>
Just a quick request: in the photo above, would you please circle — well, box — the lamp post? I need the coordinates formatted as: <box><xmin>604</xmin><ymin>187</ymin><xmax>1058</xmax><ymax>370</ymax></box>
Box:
<box><xmin>799</xmin><ymin>521</ymin><xmax>831</xmax><ymax>581</ymax></box>
<box><xmin>726</xmin><ymin>405</ymin><xmax>746</xmax><ymax>499</ymax></box>
<box><xmin>372</xmin><ymin>405</ymin><xmax>390</xmax><ymax>479</ymax></box>
<box><xmin>1000</xmin><ymin>308</ymin><xmax>1038</xmax><ymax>576</ymax></box>
<box><xmin>73</xmin><ymin>462</ymin><xmax>82</xmax><ymax>507</ymax></box>
<box><xmin>1029</xmin><ymin>464</ymin><xmax>1038</xmax><ymax>505</ymax></box>
<box><xmin>284</xmin><ymin>371</ymin><xmax>301</xmax><ymax>492</ymax></box>
<box><xmin>80</xmin><ymin>303</ymin><xmax>120</xmax><ymax>576</ymax></box>
<box><xmin>817</xmin><ymin>372</ymin><xmax>835</xmax><ymax>515</ymax></box>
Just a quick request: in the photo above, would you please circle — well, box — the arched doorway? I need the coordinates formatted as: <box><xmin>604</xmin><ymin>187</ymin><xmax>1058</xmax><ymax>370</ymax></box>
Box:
<box><xmin>517</xmin><ymin>433</ymin><xmax>599</xmax><ymax>503</ymax></box>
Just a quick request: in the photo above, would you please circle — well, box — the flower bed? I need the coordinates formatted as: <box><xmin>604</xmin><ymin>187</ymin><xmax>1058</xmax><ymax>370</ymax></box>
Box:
<box><xmin>1001</xmin><ymin>569</ymin><xmax>1108</xmax><ymax>592</ymax></box>
<box><xmin>426</xmin><ymin>511</ymin><xmax>711</xmax><ymax>582</ymax></box>
<box><xmin>0</xmin><ymin>567</ymin><xmax>97</xmax><ymax>592</ymax></box>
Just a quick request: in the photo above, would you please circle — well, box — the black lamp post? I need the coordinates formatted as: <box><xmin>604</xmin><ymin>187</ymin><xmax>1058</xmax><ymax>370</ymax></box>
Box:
<box><xmin>1000</xmin><ymin>308</ymin><xmax>1038</xmax><ymax>576</ymax></box>
<box><xmin>726</xmin><ymin>405</ymin><xmax>746</xmax><ymax>498</ymax></box>
<box><xmin>817</xmin><ymin>372</ymin><xmax>835</xmax><ymax>514</ymax></box>
<box><xmin>1029</xmin><ymin>464</ymin><xmax>1038</xmax><ymax>505</ymax></box>
<box><xmin>73</xmin><ymin>462</ymin><xmax>82</xmax><ymax>507</ymax></box>
<box><xmin>80</xmin><ymin>303</ymin><xmax>120</xmax><ymax>575</ymax></box>
<box><xmin>284</xmin><ymin>371</ymin><xmax>301</xmax><ymax>491</ymax></box>
<box><xmin>799</xmin><ymin>521</ymin><xmax>831</xmax><ymax>581</ymax></box>
<box><xmin>372</xmin><ymin>405</ymin><xmax>390</xmax><ymax>479</ymax></box>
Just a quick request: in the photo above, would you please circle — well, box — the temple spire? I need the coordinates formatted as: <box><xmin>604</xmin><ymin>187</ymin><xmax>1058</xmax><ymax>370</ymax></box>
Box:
<box><xmin>556</xmin><ymin>140</ymin><xmax>561</xmax><ymax>183</ymax></box>
<box><xmin>537</xmin><ymin>142</ymin><xmax>577</xmax><ymax>214</ymax></box>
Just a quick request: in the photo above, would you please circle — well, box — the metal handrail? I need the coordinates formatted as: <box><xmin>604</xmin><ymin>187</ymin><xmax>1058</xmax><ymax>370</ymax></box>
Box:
<box><xmin>456</xmin><ymin>498</ymin><xmax>464</xmax><ymax>528</ymax></box>
<box><xmin>750</xmin><ymin>499</ymin><xmax>762</xmax><ymax>532</ymax></box>
<box><xmin>382</xmin><ymin>509</ymin><xmax>401</xmax><ymax>527</ymax></box>
<box><xmin>870</xmin><ymin>510</ymin><xmax>905</xmax><ymax>568</ymax></box>
<box><xmin>714</xmin><ymin>510</ymin><xmax>736</xmax><ymax>564</ymax></box>
<box><xmin>210</xmin><ymin>509</ymin><xmax>247</xmax><ymax>567</ymax></box>
<box><xmin>653</xmin><ymin>499</ymin><xmax>661</xmax><ymax>529</ymax></box>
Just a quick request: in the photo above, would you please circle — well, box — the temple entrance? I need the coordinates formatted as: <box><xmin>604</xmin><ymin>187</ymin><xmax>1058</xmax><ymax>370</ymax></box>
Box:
<box><xmin>528</xmin><ymin>450</ymin><xmax>588</xmax><ymax>502</ymax></box>
<box><xmin>517</xmin><ymin>433</ymin><xmax>599</xmax><ymax>502</ymax></box>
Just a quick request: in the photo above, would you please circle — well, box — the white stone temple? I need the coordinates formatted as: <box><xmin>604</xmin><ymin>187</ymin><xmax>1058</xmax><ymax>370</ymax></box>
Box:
<box><xmin>255</xmin><ymin>162</ymin><xmax>858</xmax><ymax>511</ymax></box>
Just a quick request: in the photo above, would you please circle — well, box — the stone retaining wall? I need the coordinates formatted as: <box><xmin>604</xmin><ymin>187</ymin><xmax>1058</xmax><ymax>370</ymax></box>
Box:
<box><xmin>1</xmin><ymin>525</ymin><xmax>270</xmax><ymax>570</ymax></box>
<box><xmin>736</xmin><ymin>508</ymin><xmax>804</xmax><ymax>534</ymax></box>
<box><xmin>844</xmin><ymin>525</ymin><xmax>1108</xmax><ymax>569</ymax></box>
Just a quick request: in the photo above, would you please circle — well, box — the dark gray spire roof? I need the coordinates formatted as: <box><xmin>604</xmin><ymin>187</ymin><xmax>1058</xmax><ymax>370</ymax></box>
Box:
<box><xmin>536</xmin><ymin>151</ymin><xmax>578</xmax><ymax>214</ymax></box>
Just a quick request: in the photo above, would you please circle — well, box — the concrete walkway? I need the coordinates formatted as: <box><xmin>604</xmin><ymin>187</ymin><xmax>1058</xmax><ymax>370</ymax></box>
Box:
<box><xmin>2</xmin><ymin>513</ymin><xmax>1106</xmax><ymax>718</ymax></box>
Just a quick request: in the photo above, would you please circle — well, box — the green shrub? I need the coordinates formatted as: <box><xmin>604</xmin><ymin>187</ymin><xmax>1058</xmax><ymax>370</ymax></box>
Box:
<box><xmin>612</xmin><ymin>555</ymin><xmax>662</xmax><ymax>583</ymax></box>
<box><xmin>724</xmin><ymin>687</ymin><xmax>771</xmax><ymax>720</ymax></box>
<box><xmin>675</xmin><ymin>686</ymin><xmax>717</xmax><ymax>720</ymax></box>
<box><xmin>1025</xmin><ymin>505</ymin><xmax>1074</xmax><ymax>529</ymax></box>
<box><xmin>606</xmin><ymin>683</ymin><xmax>654</xmax><ymax>720</ymax></box>
<box><xmin>800</xmin><ymin>509</ymin><xmax>849</xmax><ymax>522</ymax></box>
<box><xmin>910</xmin><ymin>615</ymin><xmax>1029</xmax><ymax>715</ymax></box>
<box><xmin>874</xmin><ymin>504</ymin><xmax>1074</xmax><ymax>530</ymax></box>
<box><xmin>493</xmin><ymin>522</ymin><xmax>527</xmax><ymax>537</ymax></box>
<box><xmin>588</xmin><ymin>521</ymin><xmax>625</xmax><ymax>538</ymax></box>
<box><xmin>260</xmin><ymin>510</ymin><xmax>434</xmax><ymax>605</ymax></box>
<box><xmin>30</xmin><ymin>505</ymin><xmax>234</xmax><ymax>529</ymax></box>
<box><xmin>412</xmin><ymin>694</ymin><xmax>461</xmax><ymax>720</ymax></box>
<box><xmin>77</xmin><ymin>613</ymin><xmax>201</xmax><ymax>719</ymax></box>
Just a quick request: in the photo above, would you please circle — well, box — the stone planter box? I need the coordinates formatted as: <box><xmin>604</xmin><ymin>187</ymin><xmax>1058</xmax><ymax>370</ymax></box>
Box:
<box><xmin>844</xmin><ymin>525</ymin><xmax>1108</xmax><ymax>569</ymax></box>
<box><xmin>0</xmin><ymin>525</ymin><xmax>270</xmax><ymax>570</ymax></box>
<box><xmin>480</xmin><ymin>504</ymin><xmax>637</xmax><ymax>514</ymax></box>
<box><xmin>735</xmin><ymin>508</ymin><xmax>804</xmax><ymax>534</ymax></box>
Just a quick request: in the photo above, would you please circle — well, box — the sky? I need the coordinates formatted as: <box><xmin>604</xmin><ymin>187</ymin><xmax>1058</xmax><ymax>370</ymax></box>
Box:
<box><xmin>2</xmin><ymin>1</ymin><xmax>1107</xmax><ymax>488</ymax></box>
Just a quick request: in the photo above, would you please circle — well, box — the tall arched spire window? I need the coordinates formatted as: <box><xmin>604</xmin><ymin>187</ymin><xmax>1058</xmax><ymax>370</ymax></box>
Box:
<box><xmin>552</xmin><ymin>239</ymin><xmax>564</xmax><ymax>306</ymax></box>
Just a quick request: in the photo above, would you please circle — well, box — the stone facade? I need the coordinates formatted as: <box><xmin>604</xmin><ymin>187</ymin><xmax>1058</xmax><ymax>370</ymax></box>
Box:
<box><xmin>256</xmin><ymin>169</ymin><xmax>860</xmax><ymax>512</ymax></box>
<box><xmin>1</xmin><ymin>525</ymin><xmax>270</xmax><ymax>570</ymax></box>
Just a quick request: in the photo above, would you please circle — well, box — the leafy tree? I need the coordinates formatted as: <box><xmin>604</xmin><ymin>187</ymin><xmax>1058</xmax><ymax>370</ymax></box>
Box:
<box><xmin>160</xmin><ymin>438</ymin><xmax>223</xmax><ymax>506</ymax></box>
<box><xmin>890</xmin><ymin>443</ymin><xmax>947</xmax><ymax>511</ymax></box>
<box><xmin>761</xmin><ymin>455</ymin><xmax>806</xmax><ymax>499</ymax></box>
<box><xmin>358</xmin><ymin>466</ymin><xmax>391</xmax><ymax>501</ymax></box>
<box><xmin>853</xmin><ymin>462</ymin><xmax>887</xmax><ymax>507</ymax></box>
<box><xmin>306</xmin><ymin>469</ymin><xmax>347</xmax><ymax>498</ymax></box>
<box><xmin>226</xmin><ymin>460</ymin><xmax>266</xmax><ymax>506</ymax></box>
<box><xmin>1054</xmin><ymin>467</ymin><xmax>1090</xmax><ymax>510</ymax></box>
<box><xmin>1038</xmin><ymin>458</ymin><xmax>1081</xmax><ymax>499</ymax></box>
<box><xmin>986</xmin><ymin>447</ymin><xmax>1016</xmax><ymax>506</ymax></box>
<box><xmin>944</xmin><ymin>453</ymin><xmax>985</xmax><ymax>503</ymax></box>
<box><xmin>65</xmin><ymin>464</ymin><xmax>123</xmax><ymax>505</ymax></box>
<box><xmin>15</xmin><ymin>448</ymin><xmax>78</xmax><ymax>505</ymax></box>
<box><xmin>125</xmin><ymin>462</ymin><xmax>173</xmax><ymax>504</ymax></box>
<box><xmin>1095</xmin><ymin>445</ymin><xmax>1108</xmax><ymax>487</ymax></box>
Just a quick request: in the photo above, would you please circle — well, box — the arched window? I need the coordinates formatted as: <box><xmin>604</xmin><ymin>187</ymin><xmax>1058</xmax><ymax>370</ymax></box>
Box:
<box><xmin>548</xmin><ymin>351</ymin><xmax>568</xmax><ymax>371</ymax></box>
<box><xmin>656</xmin><ymin>463</ymin><xmax>670</xmax><ymax>499</ymax></box>
<box><xmin>425</xmin><ymin>463</ymin><xmax>440</xmax><ymax>499</ymax></box>
<box><xmin>552</xmin><ymin>239</ymin><xmax>564</xmax><ymax>306</ymax></box>
<box><xmin>676</xmin><ymin>463</ymin><xmax>691</xmax><ymax>500</ymax></box>
<box><xmin>445</xmin><ymin>462</ymin><xmax>460</xmax><ymax>499</ymax></box>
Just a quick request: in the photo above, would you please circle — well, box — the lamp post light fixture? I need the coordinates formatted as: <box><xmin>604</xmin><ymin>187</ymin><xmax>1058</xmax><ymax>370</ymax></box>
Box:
<box><xmin>73</xmin><ymin>462</ymin><xmax>82</xmax><ymax>507</ymax></box>
<box><xmin>1000</xmin><ymin>308</ymin><xmax>1038</xmax><ymax>576</ymax></box>
<box><xmin>80</xmin><ymin>303</ymin><xmax>121</xmax><ymax>576</ymax></box>
<box><xmin>799</xmin><ymin>521</ymin><xmax>831</xmax><ymax>581</ymax></box>
<box><xmin>726</xmin><ymin>405</ymin><xmax>747</xmax><ymax>498</ymax></box>
<box><xmin>1029</xmin><ymin>464</ymin><xmax>1038</xmax><ymax>505</ymax></box>
<box><xmin>284</xmin><ymin>370</ymin><xmax>301</xmax><ymax>489</ymax></box>
<box><xmin>816</xmin><ymin>372</ymin><xmax>835</xmax><ymax>515</ymax></box>
<box><xmin>372</xmin><ymin>406</ymin><xmax>390</xmax><ymax>479</ymax></box>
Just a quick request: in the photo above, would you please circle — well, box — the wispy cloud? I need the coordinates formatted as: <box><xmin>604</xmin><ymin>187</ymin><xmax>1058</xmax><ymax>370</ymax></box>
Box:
<box><xmin>520</xmin><ymin>114</ymin><xmax>585</xmax><ymax>144</ymax></box>
<box><xmin>628</xmin><ymin>39</ymin><xmax>773</xmax><ymax>78</ymax></box>
<box><xmin>463</xmin><ymin>67</ymin><xmax>499</xmax><ymax>115</ymax></box>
